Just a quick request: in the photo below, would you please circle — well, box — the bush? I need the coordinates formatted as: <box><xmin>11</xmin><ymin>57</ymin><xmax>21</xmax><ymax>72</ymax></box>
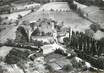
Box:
<box><xmin>70</xmin><ymin>4</ymin><xmax>77</xmax><ymax>10</ymax></box>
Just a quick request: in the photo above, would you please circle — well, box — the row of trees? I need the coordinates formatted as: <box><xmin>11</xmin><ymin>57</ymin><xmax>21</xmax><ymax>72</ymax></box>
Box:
<box><xmin>63</xmin><ymin>28</ymin><xmax>104</xmax><ymax>69</ymax></box>
<box><xmin>64</xmin><ymin>29</ymin><xmax>104</xmax><ymax>57</ymax></box>
<box><xmin>75</xmin><ymin>0</ymin><xmax>104</xmax><ymax>6</ymax></box>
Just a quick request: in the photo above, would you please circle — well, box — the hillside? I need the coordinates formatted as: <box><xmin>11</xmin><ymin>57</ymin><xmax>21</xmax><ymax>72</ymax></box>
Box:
<box><xmin>0</xmin><ymin>0</ymin><xmax>73</xmax><ymax>6</ymax></box>
<box><xmin>22</xmin><ymin>2</ymin><xmax>91</xmax><ymax>32</ymax></box>
<box><xmin>38</xmin><ymin>2</ymin><xmax>70</xmax><ymax>11</ymax></box>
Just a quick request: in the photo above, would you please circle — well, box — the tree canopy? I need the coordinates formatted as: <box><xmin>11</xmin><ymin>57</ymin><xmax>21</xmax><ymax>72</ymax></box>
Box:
<box><xmin>16</xmin><ymin>26</ymin><xmax>29</xmax><ymax>43</ymax></box>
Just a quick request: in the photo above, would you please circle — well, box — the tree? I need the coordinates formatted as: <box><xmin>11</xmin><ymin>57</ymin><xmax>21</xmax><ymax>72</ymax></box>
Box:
<box><xmin>31</xmin><ymin>28</ymin><xmax>40</xmax><ymax>36</ymax></box>
<box><xmin>70</xmin><ymin>3</ymin><xmax>77</xmax><ymax>10</ymax></box>
<box><xmin>31</xmin><ymin>9</ymin><xmax>34</xmax><ymax>12</ymax></box>
<box><xmin>0</xmin><ymin>16</ymin><xmax>3</xmax><ymax>24</ymax></box>
<box><xmin>0</xmin><ymin>57</ymin><xmax>3</xmax><ymax>62</ymax></box>
<box><xmin>34</xmin><ymin>40</ymin><xmax>43</xmax><ymax>48</ymax></box>
<box><xmin>96</xmin><ymin>56</ymin><xmax>104</xmax><ymax>69</ymax></box>
<box><xmin>18</xmin><ymin>14</ymin><xmax>22</xmax><ymax>19</ymax></box>
<box><xmin>42</xmin><ymin>31</ymin><xmax>45</xmax><ymax>36</ymax></box>
<box><xmin>54</xmin><ymin>49</ymin><xmax>67</xmax><ymax>56</ymax></box>
<box><xmin>97</xmin><ymin>38</ymin><xmax>104</xmax><ymax>56</ymax></box>
<box><xmin>5</xmin><ymin>39</ymin><xmax>14</xmax><ymax>46</ymax></box>
<box><xmin>30</xmin><ymin>22</ymin><xmax>35</xmax><ymax>30</ymax></box>
<box><xmin>55</xmin><ymin>25</ymin><xmax>61</xmax><ymax>32</ymax></box>
<box><xmin>63</xmin><ymin>37</ymin><xmax>70</xmax><ymax>46</ymax></box>
<box><xmin>90</xmin><ymin>24</ymin><xmax>100</xmax><ymax>32</ymax></box>
<box><xmin>15</xmin><ymin>26</ymin><xmax>29</xmax><ymax>43</ymax></box>
<box><xmin>85</xmin><ymin>29</ymin><xmax>94</xmax><ymax>38</ymax></box>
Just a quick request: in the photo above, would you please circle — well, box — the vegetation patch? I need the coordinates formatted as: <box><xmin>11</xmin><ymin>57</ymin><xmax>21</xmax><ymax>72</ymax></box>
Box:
<box><xmin>5</xmin><ymin>48</ymin><xmax>30</xmax><ymax>64</ymax></box>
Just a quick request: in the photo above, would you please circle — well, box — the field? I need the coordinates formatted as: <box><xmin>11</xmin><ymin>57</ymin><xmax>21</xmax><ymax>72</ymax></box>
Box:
<box><xmin>83</xmin><ymin>6</ymin><xmax>104</xmax><ymax>27</ymax></box>
<box><xmin>0</xmin><ymin>10</ymin><xmax>31</xmax><ymax>20</ymax></box>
